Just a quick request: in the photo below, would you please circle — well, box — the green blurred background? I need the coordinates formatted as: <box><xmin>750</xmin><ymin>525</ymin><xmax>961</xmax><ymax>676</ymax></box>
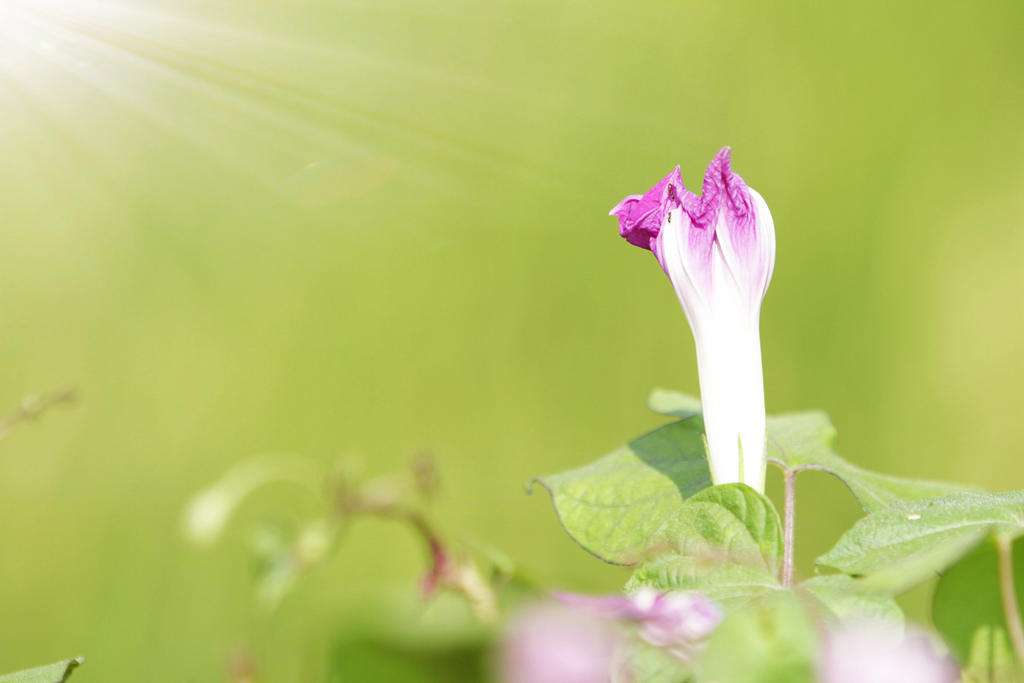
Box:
<box><xmin>0</xmin><ymin>0</ymin><xmax>1022</xmax><ymax>679</ymax></box>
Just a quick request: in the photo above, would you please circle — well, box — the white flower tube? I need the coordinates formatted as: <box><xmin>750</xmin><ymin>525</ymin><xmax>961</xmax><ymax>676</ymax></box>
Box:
<box><xmin>611</xmin><ymin>148</ymin><xmax>775</xmax><ymax>492</ymax></box>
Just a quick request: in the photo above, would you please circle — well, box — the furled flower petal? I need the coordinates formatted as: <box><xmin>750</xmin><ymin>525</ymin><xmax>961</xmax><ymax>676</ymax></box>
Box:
<box><xmin>612</xmin><ymin>147</ymin><xmax>775</xmax><ymax>492</ymax></box>
<box><xmin>610</xmin><ymin>166</ymin><xmax>684</xmax><ymax>250</ymax></box>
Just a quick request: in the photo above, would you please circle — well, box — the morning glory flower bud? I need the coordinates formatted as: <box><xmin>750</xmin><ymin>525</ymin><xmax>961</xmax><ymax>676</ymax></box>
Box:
<box><xmin>611</xmin><ymin>148</ymin><xmax>775</xmax><ymax>492</ymax></box>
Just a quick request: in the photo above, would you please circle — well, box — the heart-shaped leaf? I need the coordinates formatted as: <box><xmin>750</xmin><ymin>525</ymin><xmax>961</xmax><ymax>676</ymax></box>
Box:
<box><xmin>624</xmin><ymin>484</ymin><xmax>783</xmax><ymax>608</ymax></box>
<box><xmin>533</xmin><ymin>418</ymin><xmax>711</xmax><ymax>564</ymax></box>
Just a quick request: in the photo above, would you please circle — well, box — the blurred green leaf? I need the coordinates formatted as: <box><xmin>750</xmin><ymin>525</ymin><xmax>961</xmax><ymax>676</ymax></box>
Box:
<box><xmin>182</xmin><ymin>453</ymin><xmax>323</xmax><ymax>547</ymax></box>
<box><xmin>933</xmin><ymin>539</ymin><xmax>1023</xmax><ymax>681</ymax></box>
<box><xmin>697</xmin><ymin>592</ymin><xmax>817</xmax><ymax>683</ymax></box>
<box><xmin>329</xmin><ymin>636</ymin><xmax>486</xmax><ymax>683</ymax></box>
<box><xmin>0</xmin><ymin>658</ymin><xmax>83</xmax><ymax>683</ymax></box>
<box><xmin>533</xmin><ymin>418</ymin><xmax>711</xmax><ymax>564</ymax></box>
<box><xmin>817</xmin><ymin>491</ymin><xmax>1024</xmax><ymax>592</ymax></box>
<box><xmin>617</xmin><ymin>642</ymin><xmax>692</xmax><ymax>683</ymax></box>
<box><xmin>649</xmin><ymin>390</ymin><xmax>969</xmax><ymax>513</ymax></box>
<box><xmin>646</xmin><ymin>389</ymin><xmax>702</xmax><ymax>419</ymax></box>
<box><xmin>800</xmin><ymin>574</ymin><xmax>903</xmax><ymax>624</ymax></box>
<box><xmin>624</xmin><ymin>484</ymin><xmax>783</xmax><ymax>608</ymax></box>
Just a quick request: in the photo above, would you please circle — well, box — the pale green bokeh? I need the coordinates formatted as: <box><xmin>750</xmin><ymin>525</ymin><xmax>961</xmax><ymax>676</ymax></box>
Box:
<box><xmin>0</xmin><ymin>0</ymin><xmax>1022</xmax><ymax>679</ymax></box>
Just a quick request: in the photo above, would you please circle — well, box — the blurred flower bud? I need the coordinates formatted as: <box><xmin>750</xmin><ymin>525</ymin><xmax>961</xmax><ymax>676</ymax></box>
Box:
<box><xmin>411</xmin><ymin>451</ymin><xmax>441</xmax><ymax>501</ymax></box>
<box><xmin>629</xmin><ymin>588</ymin><xmax>721</xmax><ymax>660</ymax></box>
<box><xmin>499</xmin><ymin>604</ymin><xmax>622</xmax><ymax>683</ymax></box>
<box><xmin>819</xmin><ymin>621</ymin><xmax>959</xmax><ymax>683</ymax></box>
<box><xmin>555</xmin><ymin>588</ymin><xmax>721</xmax><ymax>661</ymax></box>
<box><xmin>182</xmin><ymin>488</ymin><xmax>234</xmax><ymax>547</ymax></box>
<box><xmin>295</xmin><ymin>518</ymin><xmax>335</xmax><ymax>567</ymax></box>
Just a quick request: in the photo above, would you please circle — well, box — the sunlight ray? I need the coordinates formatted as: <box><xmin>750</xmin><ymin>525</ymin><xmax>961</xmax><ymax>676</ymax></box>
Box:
<box><xmin>0</xmin><ymin>0</ymin><xmax>573</xmax><ymax>208</ymax></box>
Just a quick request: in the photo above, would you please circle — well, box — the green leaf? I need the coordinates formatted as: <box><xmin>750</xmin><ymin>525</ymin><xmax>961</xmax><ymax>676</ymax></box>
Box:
<box><xmin>649</xmin><ymin>390</ymin><xmax>971</xmax><ymax>513</ymax></box>
<box><xmin>696</xmin><ymin>592</ymin><xmax>817</xmax><ymax>683</ymax></box>
<box><xmin>626</xmin><ymin>555</ymin><xmax>780</xmax><ymax>609</ymax></box>
<box><xmin>684</xmin><ymin>484</ymin><xmax>783</xmax><ymax>573</ymax></box>
<box><xmin>800</xmin><ymin>575</ymin><xmax>903</xmax><ymax>624</ymax></box>
<box><xmin>817</xmin><ymin>491</ymin><xmax>1024</xmax><ymax>593</ymax></box>
<box><xmin>647</xmin><ymin>388</ymin><xmax>702</xmax><ymax>419</ymax></box>
<box><xmin>765</xmin><ymin>411</ymin><xmax>970</xmax><ymax>513</ymax></box>
<box><xmin>532</xmin><ymin>418</ymin><xmax>711</xmax><ymax>564</ymax></box>
<box><xmin>329</xmin><ymin>635</ymin><xmax>487</xmax><ymax>682</ymax></box>
<box><xmin>624</xmin><ymin>484</ymin><xmax>783</xmax><ymax>609</ymax></box>
<box><xmin>0</xmin><ymin>658</ymin><xmax>84</xmax><ymax>683</ymax></box>
<box><xmin>616</xmin><ymin>643</ymin><xmax>692</xmax><ymax>683</ymax></box>
<box><xmin>932</xmin><ymin>539</ymin><xmax>1024</xmax><ymax>681</ymax></box>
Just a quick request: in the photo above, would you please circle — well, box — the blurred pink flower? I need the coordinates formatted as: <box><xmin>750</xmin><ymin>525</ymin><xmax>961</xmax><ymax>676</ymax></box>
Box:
<box><xmin>630</xmin><ymin>589</ymin><xmax>721</xmax><ymax>660</ymax></box>
<box><xmin>498</xmin><ymin>604</ymin><xmax>622</xmax><ymax>683</ymax></box>
<box><xmin>611</xmin><ymin>148</ymin><xmax>775</xmax><ymax>492</ymax></box>
<box><xmin>819</xmin><ymin>622</ymin><xmax>959</xmax><ymax>683</ymax></box>
<box><xmin>555</xmin><ymin>588</ymin><xmax>721</xmax><ymax>660</ymax></box>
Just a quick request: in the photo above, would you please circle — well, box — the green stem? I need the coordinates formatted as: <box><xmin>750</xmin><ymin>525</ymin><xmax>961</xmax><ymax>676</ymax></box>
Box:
<box><xmin>997</xmin><ymin>536</ymin><xmax>1024</xmax><ymax>665</ymax></box>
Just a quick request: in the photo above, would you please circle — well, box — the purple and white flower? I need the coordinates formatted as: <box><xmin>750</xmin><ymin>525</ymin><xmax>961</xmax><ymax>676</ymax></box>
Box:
<box><xmin>611</xmin><ymin>148</ymin><xmax>775</xmax><ymax>492</ymax></box>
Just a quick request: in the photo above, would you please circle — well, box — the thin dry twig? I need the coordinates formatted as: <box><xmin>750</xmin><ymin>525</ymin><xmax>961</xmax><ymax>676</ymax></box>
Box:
<box><xmin>0</xmin><ymin>386</ymin><xmax>76</xmax><ymax>441</ymax></box>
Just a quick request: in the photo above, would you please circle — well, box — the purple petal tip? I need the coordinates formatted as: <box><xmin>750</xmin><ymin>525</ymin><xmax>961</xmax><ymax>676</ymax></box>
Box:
<box><xmin>610</xmin><ymin>166</ymin><xmax>685</xmax><ymax>252</ymax></box>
